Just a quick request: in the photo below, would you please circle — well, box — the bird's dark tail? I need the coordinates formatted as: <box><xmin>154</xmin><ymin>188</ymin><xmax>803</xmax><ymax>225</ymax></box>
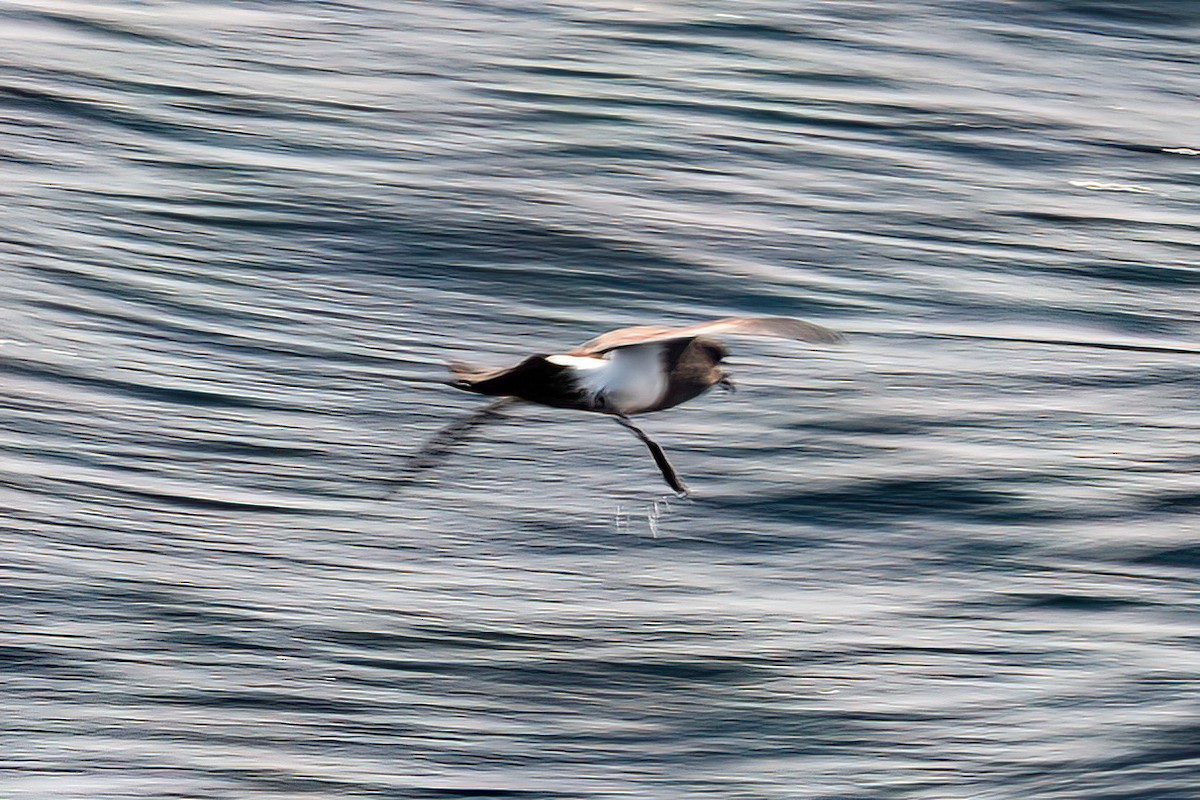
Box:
<box><xmin>446</xmin><ymin>356</ymin><xmax>577</xmax><ymax>405</ymax></box>
<box><xmin>447</xmin><ymin>360</ymin><xmax>496</xmax><ymax>393</ymax></box>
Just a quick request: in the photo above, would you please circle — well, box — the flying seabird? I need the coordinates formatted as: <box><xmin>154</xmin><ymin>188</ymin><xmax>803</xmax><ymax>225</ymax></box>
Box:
<box><xmin>426</xmin><ymin>316</ymin><xmax>842</xmax><ymax>496</ymax></box>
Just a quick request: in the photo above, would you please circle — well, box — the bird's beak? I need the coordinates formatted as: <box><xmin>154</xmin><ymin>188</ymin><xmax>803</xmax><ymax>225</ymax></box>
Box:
<box><xmin>718</xmin><ymin>374</ymin><xmax>736</xmax><ymax>393</ymax></box>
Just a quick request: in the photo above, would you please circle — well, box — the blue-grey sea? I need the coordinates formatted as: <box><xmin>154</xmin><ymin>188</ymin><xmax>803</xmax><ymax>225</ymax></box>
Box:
<box><xmin>3</xmin><ymin>2</ymin><xmax>1199</xmax><ymax>798</ymax></box>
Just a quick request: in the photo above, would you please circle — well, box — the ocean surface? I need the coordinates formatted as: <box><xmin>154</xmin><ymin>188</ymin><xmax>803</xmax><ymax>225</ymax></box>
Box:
<box><xmin>2</xmin><ymin>1</ymin><xmax>1199</xmax><ymax>798</ymax></box>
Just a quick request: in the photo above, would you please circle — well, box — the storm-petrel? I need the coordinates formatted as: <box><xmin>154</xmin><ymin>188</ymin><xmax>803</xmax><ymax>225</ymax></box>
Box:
<box><xmin>439</xmin><ymin>316</ymin><xmax>841</xmax><ymax>496</ymax></box>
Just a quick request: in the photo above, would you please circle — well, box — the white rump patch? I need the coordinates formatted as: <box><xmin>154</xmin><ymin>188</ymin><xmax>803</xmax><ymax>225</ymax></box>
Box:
<box><xmin>547</xmin><ymin>346</ymin><xmax>666</xmax><ymax>414</ymax></box>
<box><xmin>546</xmin><ymin>354</ymin><xmax>606</xmax><ymax>370</ymax></box>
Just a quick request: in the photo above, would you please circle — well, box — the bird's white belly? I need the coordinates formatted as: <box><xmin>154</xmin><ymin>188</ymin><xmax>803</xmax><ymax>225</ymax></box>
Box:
<box><xmin>547</xmin><ymin>347</ymin><xmax>666</xmax><ymax>414</ymax></box>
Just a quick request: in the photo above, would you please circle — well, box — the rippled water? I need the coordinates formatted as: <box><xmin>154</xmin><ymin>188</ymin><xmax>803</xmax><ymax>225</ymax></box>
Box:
<box><xmin>3</xmin><ymin>2</ymin><xmax>1199</xmax><ymax>798</ymax></box>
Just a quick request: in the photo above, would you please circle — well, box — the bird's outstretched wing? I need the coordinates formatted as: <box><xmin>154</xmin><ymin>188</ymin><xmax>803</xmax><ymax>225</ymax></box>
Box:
<box><xmin>383</xmin><ymin>397</ymin><xmax>517</xmax><ymax>498</ymax></box>
<box><xmin>571</xmin><ymin>316</ymin><xmax>842</xmax><ymax>356</ymax></box>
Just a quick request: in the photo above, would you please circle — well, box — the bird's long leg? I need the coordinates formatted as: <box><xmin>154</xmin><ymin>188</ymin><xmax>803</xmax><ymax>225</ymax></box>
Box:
<box><xmin>384</xmin><ymin>397</ymin><xmax>518</xmax><ymax>497</ymax></box>
<box><xmin>612</xmin><ymin>415</ymin><xmax>690</xmax><ymax>497</ymax></box>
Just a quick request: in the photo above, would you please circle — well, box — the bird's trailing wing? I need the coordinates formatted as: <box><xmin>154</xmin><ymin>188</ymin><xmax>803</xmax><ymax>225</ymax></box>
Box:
<box><xmin>571</xmin><ymin>316</ymin><xmax>842</xmax><ymax>356</ymax></box>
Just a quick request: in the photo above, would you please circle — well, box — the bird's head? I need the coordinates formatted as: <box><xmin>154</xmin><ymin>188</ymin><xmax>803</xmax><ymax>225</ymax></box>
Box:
<box><xmin>698</xmin><ymin>339</ymin><xmax>730</xmax><ymax>363</ymax></box>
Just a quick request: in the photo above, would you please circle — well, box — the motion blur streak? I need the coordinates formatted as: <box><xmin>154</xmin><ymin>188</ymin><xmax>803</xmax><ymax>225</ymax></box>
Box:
<box><xmin>2</xmin><ymin>2</ymin><xmax>1198</xmax><ymax>799</ymax></box>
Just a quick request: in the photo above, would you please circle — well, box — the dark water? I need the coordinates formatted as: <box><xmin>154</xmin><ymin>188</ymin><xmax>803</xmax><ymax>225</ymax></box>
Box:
<box><xmin>3</xmin><ymin>2</ymin><xmax>1200</xmax><ymax>798</ymax></box>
